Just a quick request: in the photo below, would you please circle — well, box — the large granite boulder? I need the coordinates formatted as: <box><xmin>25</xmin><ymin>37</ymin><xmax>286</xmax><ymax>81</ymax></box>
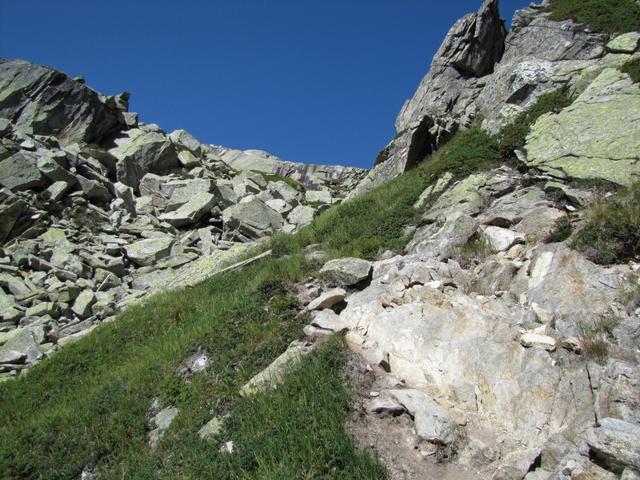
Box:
<box><xmin>108</xmin><ymin>127</ymin><xmax>179</xmax><ymax>188</ymax></box>
<box><xmin>159</xmin><ymin>192</ymin><xmax>216</xmax><ymax>227</ymax></box>
<box><xmin>0</xmin><ymin>60</ymin><xmax>124</xmax><ymax>145</ymax></box>
<box><xmin>222</xmin><ymin>199</ymin><xmax>283</xmax><ymax>240</ymax></box>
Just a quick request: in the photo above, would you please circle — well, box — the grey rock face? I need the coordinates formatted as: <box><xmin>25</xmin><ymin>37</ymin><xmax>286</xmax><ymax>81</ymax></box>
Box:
<box><xmin>0</xmin><ymin>60</ymin><xmax>124</xmax><ymax>145</ymax></box>
<box><xmin>350</xmin><ymin>1</ymin><xmax>607</xmax><ymax>198</ymax></box>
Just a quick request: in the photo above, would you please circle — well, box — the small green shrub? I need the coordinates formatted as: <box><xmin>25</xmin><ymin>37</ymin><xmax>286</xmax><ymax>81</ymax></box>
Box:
<box><xmin>499</xmin><ymin>88</ymin><xmax>573</xmax><ymax>159</ymax></box>
<box><xmin>620</xmin><ymin>57</ymin><xmax>640</xmax><ymax>84</ymax></box>
<box><xmin>546</xmin><ymin>0</ymin><xmax>640</xmax><ymax>34</ymax></box>
<box><xmin>545</xmin><ymin>215</ymin><xmax>573</xmax><ymax>243</ymax></box>
<box><xmin>572</xmin><ymin>183</ymin><xmax>640</xmax><ymax>264</ymax></box>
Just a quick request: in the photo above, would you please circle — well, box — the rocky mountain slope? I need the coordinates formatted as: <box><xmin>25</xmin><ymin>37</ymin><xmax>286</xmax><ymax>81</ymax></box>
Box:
<box><xmin>1</xmin><ymin>1</ymin><xmax>640</xmax><ymax>479</ymax></box>
<box><xmin>0</xmin><ymin>58</ymin><xmax>366</xmax><ymax>373</ymax></box>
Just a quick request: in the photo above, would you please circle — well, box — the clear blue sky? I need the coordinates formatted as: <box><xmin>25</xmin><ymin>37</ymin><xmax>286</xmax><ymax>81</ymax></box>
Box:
<box><xmin>1</xmin><ymin>0</ymin><xmax>529</xmax><ymax>168</ymax></box>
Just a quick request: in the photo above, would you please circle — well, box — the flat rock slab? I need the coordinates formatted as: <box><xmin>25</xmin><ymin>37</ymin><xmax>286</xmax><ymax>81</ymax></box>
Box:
<box><xmin>159</xmin><ymin>191</ymin><xmax>216</xmax><ymax>227</ymax></box>
<box><xmin>587</xmin><ymin>418</ymin><xmax>640</xmax><ymax>472</ymax></box>
<box><xmin>125</xmin><ymin>236</ymin><xmax>173</xmax><ymax>267</ymax></box>
<box><xmin>320</xmin><ymin>258</ymin><xmax>372</xmax><ymax>286</ymax></box>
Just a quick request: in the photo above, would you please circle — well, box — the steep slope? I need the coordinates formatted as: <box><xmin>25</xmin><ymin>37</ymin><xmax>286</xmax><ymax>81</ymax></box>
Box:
<box><xmin>0</xmin><ymin>58</ymin><xmax>365</xmax><ymax>375</ymax></box>
<box><xmin>1</xmin><ymin>1</ymin><xmax>640</xmax><ymax>479</ymax></box>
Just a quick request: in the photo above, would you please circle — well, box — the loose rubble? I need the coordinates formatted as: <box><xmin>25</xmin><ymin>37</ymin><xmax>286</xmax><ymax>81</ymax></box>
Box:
<box><xmin>0</xmin><ymin>58</ymin><xmax>366</xmax><ymax>378</ymax></box>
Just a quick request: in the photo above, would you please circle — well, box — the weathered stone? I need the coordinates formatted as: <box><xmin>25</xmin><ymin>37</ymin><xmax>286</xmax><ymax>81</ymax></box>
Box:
<box><xmin>124</xmin><ymin>236</ymin><xmax>173</xmax><ymax>267</ymax></box>
<box><xmin>222</xmin><ymin>199</ymin><xmax>283</xmax><ymax>240</ymax></box>
<box><xmin>389</xmin><ymin>389</ymin><xmax>458</xmax><ymax>445</ymax></box>
<box><xmin>287</xmin><ymin>205</ymin><xmax>315</xmax><ymax>228</ymax></box>
<box><xmin>240</xmin><ymin>340</ymin><xmax>314</xmax><ymax>396</ymax></box>
<box><xmin>587</xmin><ymin>418</ymin><xmax>640</xmax><ymax>472</ymax></box>
<box><xmin>482</xmin><ymin>226</ymin><xmax>525</xmax><ymax>252</ymax></box>
<box><xmin>607</xmin><ymin>32</ymin><xmax>640</xmax><ymax>54</ymax></box>
<box><xmin>0</xmin><ymin>60</ymin><xmax>123</xmax><ymax>145</ymax></box>
<box><xmin>165</xmin><ymin>179</ymin><xmax>213</xmax><ymax>212</ymax></box>
<box><xmin>305</xmin><ymin>189</ymin><xmax>332</xmax><ymax>204</ymax></box>
<box><xmin>159</xmin><ymin>192</ymin><xmax>216</xmax><ymax>227</ymax></box>
<box><xmin>0</xmin><ymin>151</ymin><xmax>46</xmax><ymax>191</ymax></box>
<box><xmin>0</xmin><ymin>328</ymin><xmax>42</xmax><ymax>364</ymax></box>
<box><xmin>25</xmin><ymin>302</ymin><xmax>56</xmax><ymax>318</ymax></box>
<box><xmin>77</xmin><ymin>176</ymin><xmax>112</xmax><ymax>203</ymax></box>
<box><xmin>0</xmin><ymin>191</ymin><xmax>27</xmax><ymax>242</ymax></box>
<box><xmin>198</xmin><ymin>416</ymin><xmax>223</xmax><ymax>440</ymax></box>
<box><xmin>320</xmin><ymin>258</ymin><xmax>372</xmax><ymax>286</ymax></box>
<box><xmin>108</xmin><ymin>128</ymin><xmax>179</xmax><ymax>188</ymax></box>
<box><xmin>148</xmin><ymin>405</ymin><xmax>179</xmax><ymax>449</ymax></box>
<box><xmin>520</xmin><ymin>331</ymin><xmax>557</xmax><ymax>352</ymax></box>
<box><xmin>72</xmin><ymin>290</ymin><xmax>96</xmax><ymax>319</ymax></box>
<box><xmin>168</xmin><ymin>129</ymin><xmax>202</xmax><ymax>155</ymax></box>
<box><xmin>526</xmin><ymin>68</ymin><xmax>640</xmax><ymax>186</ymax></box>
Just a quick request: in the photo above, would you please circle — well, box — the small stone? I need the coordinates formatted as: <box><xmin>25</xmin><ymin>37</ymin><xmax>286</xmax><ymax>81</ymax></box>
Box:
<box><xmin>520</xmin><ymin>331</ymin><xmax>557</xmax><ymax>351</ymax></box>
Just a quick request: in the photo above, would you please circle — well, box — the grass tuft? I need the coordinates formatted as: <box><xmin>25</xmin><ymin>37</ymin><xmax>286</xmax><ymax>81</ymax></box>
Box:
<box><xmin>620</xmin><ymin>57</ymin><xmax>640</xmax><ymax>84</ymax></box>
<box><xmin>546</xmin><ymin>0</ymin><xmax>640</xmax><ymax>34</ymax></box>
<box><xmin>572</xmin><ymin>183</ymin><xmax>640</xmax><ymax>265</ymax></box>
<box><xmin>252</xmin><ymin>170</ymin><xmax>303</xmax><ymax>191</ymax></box>
<box><xmin>545</xmin><ymin>215</ymin><xmax>574</xmax><ymax>243</ymax></box>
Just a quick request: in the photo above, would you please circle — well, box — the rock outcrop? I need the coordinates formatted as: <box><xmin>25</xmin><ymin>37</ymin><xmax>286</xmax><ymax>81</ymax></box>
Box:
<box><xmin>348</xmin><ymin>0</ymin><xmax>631</xmax><ymax>197</ymax></box>
<box><xmin>0</xmin><ymin>59</ymin><xmax>363</xmax><ymax>378</ymax></box>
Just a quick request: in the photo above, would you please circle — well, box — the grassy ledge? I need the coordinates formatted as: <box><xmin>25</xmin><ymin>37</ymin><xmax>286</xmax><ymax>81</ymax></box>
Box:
<box><xmin>546</xmin><ymin>0</ymin><xmax>640</xmax><ymax>34</ymax></box>
<box><xmin>572</xmin><ymin>182</ymin><xmax>640</xmax><ymax>265</ymax></box>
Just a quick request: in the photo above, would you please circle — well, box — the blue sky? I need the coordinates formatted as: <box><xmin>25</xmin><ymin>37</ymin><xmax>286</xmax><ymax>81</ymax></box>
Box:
<box><xmin>1</xmin><ymin>0</ymin><xmax>529</xmax><ymax>168</ymax></box>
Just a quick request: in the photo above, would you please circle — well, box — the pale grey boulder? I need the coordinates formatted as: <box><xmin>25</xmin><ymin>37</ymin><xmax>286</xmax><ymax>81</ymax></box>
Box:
<box><xmin>222</xmin><ymin>199</ymin><xmax>283</xmax><ymax>240</ymax></box>
<box><xmin>0</xmin><ymin>328</ymin><xmax>42</xmax><ymax>364</ymax></box>
<box><xmin>320</xmin><ymin>257</ymin><xmax>372</xmax><ymax>286</ymax></box>
<box><xmin>287</xmin><ymin>205</ymin><xmax>315</xmax><ymax>228</ymax></box>
<box><xmin>239</xmin><ymin>340</ymin><xmax>315</xmax><ymax>396</ymax></box>
<box><xmin>168</xmin><ymin>129</ymin><xmax>203</xmax><ymax>156</ymax></box>
<box><xmin>159</xmin><ymin>192</ymin><xmax>216</xmax><ymax>227</ymax></box>
<box><xmin>165</xmin><ymin>179</ymin><xmax>213</xmax><ymax>212</ymax></box>
<box><xmin>148</xmin><ymin>404</ymin><xmax>179</xmax><ymax>450</ymax></box>
<box><xmin>0</xmin><ymin>189</ymin><xmax>27</xmax><ymax>242</ymax></box>
<box><xmin>482</xmin><ymin>226</ymin><xmax>525</xmax><ymax>252</ymax></box>
<box><xmin>525</xmin><ymin>68</ymin><xmax>640</xmax><ymax>186</ymax></box>
<box><xmin>108</xmin><ymin>127</ymin><xmax>179</xmax><ymax>188</ymax></box>
<box><xmin>124</xmin><ymin>236</ymin><xmax>173</xmax><ymax>267</ymax></box>
<box><xmin>72</xmin><ymin>290</ymin><xmax>96</xmax><ymax>319</ymax></box>
<box><xmin>305</xmin><ymin>189</ymin><xmax>331</xmax><ymax>204</ymax></box>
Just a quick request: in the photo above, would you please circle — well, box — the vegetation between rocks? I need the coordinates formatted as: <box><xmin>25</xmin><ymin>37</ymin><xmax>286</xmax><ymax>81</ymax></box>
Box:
<box><xmin>572</xmin><ymin>182</ymin><xmax>640</xmax><ymax>265</ymax></box>
<box><xmin>546</xmin><ymin>0</ymin><xmax>640</xmax><ymax>34</ymax></box>
<box><xmin>252</xmin><ymin>170</ymin><xmax>303</xmax><ymax>191</ymax></box>
<box><xmin>499</xmin><ymin>88</ymin><xmax>573</xmax><ymax>160</ymax></box>
<box><xmin>620</xmin><ymin>57</ymin><xmax>640</xmax><ymax>84</ymax></box>
<box><xmin>274</xmin><ymin>127</ymin><xmax>502</xmax><ymax>260</ymax></box>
